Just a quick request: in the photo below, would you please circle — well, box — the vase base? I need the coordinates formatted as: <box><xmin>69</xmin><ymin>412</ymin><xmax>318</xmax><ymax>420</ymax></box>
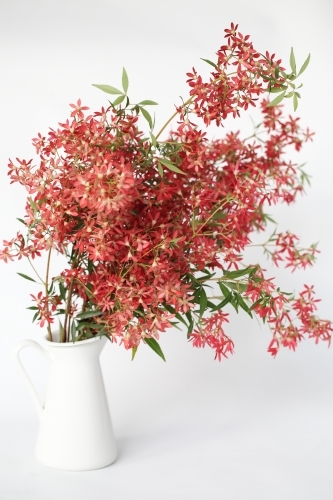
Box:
<box><xmin>36</xmin><ymin>450</ymin><xmax>117</xmax><ymax>472</ymax></box>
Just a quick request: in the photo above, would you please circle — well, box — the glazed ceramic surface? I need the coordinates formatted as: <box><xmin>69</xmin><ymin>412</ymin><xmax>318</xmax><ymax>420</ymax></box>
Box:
<box><xmin>13</xmin><ymin>333</ymin><xmax>117</xmax><ymax>471</ymax></box>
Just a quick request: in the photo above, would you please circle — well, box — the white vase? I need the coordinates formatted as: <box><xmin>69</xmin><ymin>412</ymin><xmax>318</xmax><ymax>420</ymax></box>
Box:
<box><xmin>12</xmin><ymin>332</ymin><xmax>117</xmax><ymax>471</ymax></box>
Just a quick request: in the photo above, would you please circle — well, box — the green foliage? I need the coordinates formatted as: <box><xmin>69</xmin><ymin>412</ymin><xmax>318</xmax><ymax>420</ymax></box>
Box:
<box><xmin>75</xmin><ymin>310</ymin><xmax>103</xmax><ymax>320</ymax></box>
<box><xmin>267</xmin><ymin>91</ymin><xmax>286</xmax><ymax>107</ymax></box>
<box><xmin>290</xmin><ymin>47</ymin><xmax>297</xmax><ymax>75</ymax></box>
<box><xmin>122</xmin><ymin>67</ymin><xmax>129</xmax><ymax>94</ymax></box>
<box><xmin>298</xmin><ymin>53</ymin><xmax>311</xmax><ymax>77</ymax></box>
<box><xmin>131</xmin><ymin>345</ymin><xmax>138</xmax><ymax>360</ymax></box>
<box><xmin>266</xmin><ymin>48</ymin><xmax>310</xmax><ymax>109</ymax></box>
<box><xmin>140</xmin><ymin>107</ymin><xmax>153</xmax><ymax>128</ymax></box>
<box><xmin>200</xmin><ymin>58</ymin><xmax>218</xmax><ymax>70</ymax></box>
<box><xmin>139</xmin><ymin>100</ymin><xmax>158</xmax><ymax>106</ymax></box>
<box><xmin>149</xmin><ymin>132</ymin><xmax>157</xmax><ymax>148</ymax></box>
<box><xmin>92</xmin><ymin>84</ymin><xmax>123</xmax><ymax>95</ymax></box>
<box><xmin>199</xmin><ymin>287</ymin><xmax>207</xmax><ymax>317</ymax></box>
<box><xmin>17</xmin><ymin>272</ymin><xmax>37</xmax><ymax>283</ymax></box>
<box><xmin>144</xmin><ymin>337</ymin><xmax>166</xmax><ymax>361</ymax></box>
<box><xmin>158</xmin><ymin>159</ymin><xmax>186</xmax><ymax>175</ymax></box>
<box><xmin>58</xmin><ymin>282</ymin><xmax>66</xmax><ymax>302</ymax></box>
<box><xmin>112</xmin><ymin>94</ymin><xmax>126</xmax><ymax>107</ymax></box>
<box><xmin>163</xmin><ymin>303</ymin><xmax>189</xmax><ymax>327</ymax></box>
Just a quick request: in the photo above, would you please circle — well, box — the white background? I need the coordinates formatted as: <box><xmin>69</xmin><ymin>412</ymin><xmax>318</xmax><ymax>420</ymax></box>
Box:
<box><xmin>0</xmin><ymin>0</ymin><xmax>332</xmax><ymax>499</ymax></box>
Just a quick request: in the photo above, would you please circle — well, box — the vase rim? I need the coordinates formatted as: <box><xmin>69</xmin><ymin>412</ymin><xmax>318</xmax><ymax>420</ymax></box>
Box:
<box><xmin>42</xmin><ymin>331</ymin><xmax>105</xmax><ymax>347</ymax></box>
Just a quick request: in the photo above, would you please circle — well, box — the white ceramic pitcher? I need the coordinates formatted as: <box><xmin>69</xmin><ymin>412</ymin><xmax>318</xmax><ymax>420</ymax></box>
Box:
<box><xmin>12</xmin><ymin>332</ymin><xmax>117</xmax><ymax>471</ymax></box>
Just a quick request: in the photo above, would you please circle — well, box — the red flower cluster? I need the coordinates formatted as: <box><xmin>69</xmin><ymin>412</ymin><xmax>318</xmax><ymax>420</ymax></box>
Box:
<box><xmin>270</xmin><ymin>231</ymin><xmax>319</xmax><ymax>271</ymax></box>
<box><xmin>266</xmin><ymin>285</ymin><xmax>332</xmax><ymax>356</ymax></box>
<box><xmin>187</xmin><ymin>22</ymin><xmax>285</xmax><ymax>125</ymax></box>
<box><xmin>1</xmin><ymin>23</ymin><xmax>331</xmax><ymax>360</ymax></box>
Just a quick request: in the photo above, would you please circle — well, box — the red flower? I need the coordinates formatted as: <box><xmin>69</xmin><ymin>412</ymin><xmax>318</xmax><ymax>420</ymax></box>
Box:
<box><xmin>69</xmin><ymin>99</ymin><xmax>90</xmax><ymax>120</ymax></box>
<box><xmin>1</xmin><ymin>24</ymin><xmax>331</xmax><ymax>358</ymax></box>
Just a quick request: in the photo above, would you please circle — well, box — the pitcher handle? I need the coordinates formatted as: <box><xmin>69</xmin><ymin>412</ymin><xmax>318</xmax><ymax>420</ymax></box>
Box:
<box><xmin>12</xmin><ymin>339</ymin><xmax>51</xmax><ymax>419</ymax></box>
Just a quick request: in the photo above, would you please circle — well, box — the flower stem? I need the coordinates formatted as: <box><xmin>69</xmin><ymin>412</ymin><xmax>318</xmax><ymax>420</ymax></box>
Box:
<box><xmin>28</xmin><ymin>257</ymin><xmax>45</xmax><ymax>284</ymax></box>
<box><xmin>63</xmin><ymin>278</ymin><xmax>74</xmax><ymax>343</ymax></box>
<box><xmin>155</xmin><ymin>97</ymin><xmax>193</xmax><ymax>140</ymax></box>
<box><xmin>45</xmin><ymin>243</ymin><xmax>53</xmax><ymax>342</ymax></box>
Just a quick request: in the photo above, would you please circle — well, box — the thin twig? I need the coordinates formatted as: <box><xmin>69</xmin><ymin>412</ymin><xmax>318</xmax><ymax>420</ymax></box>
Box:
<box><xmin>155</xmin><ymin>96</ymin><xmax>193</xmax><ymax>140</ymax></box>
<box><xmin>45</xmin><ymin>243</ymin><xmax>53</xmax><ymax>342</ymax></box>
<box><xmin>28</xmin><ymin>256</ymin><xmax>45</xmax><ymax>284</ymax></box>
<box><xmin>63</xmin><ymin>278</ymin><xmax>74</xmax><ymax>343</ymax></box>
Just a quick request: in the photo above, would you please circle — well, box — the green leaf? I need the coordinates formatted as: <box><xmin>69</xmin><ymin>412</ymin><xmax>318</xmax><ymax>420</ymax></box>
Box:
<box><xmin>267</xmin><ymin>91</ymin><xmax>286</xmax><ymax>107</ymax></box>
<box><xmin>92</xmin><ymin>84</ymin><xmax>123</xmax><ymax>95</ymax></box>
<box><xmin>138</xmin><ymin>100</ymin><xmax>158</xmax><ymax>106</ymax></box>
<box><xmin>16</xmin><ymin>218</ymin><xmax>26</xmax><ymax>225</ymax></box>
<box><xmin>85</xmin><ymin>329</ymin><xmax>94</xmax><ymax>339</ymax></box>
<box><xmin>131</xmin><ymin>346</ymin><xmax>138</xmax><ymax>361</ymax></box>
<box><xmin>26</xmin><ymin>306</ymin><xmax>39</xmax><ymax>310</ymax></box>
<box><xmin>211</xmin><ymin>292</ymin><xmax>232</xmax><ymax>312</ymax></box>
<box><xmin>75</xmin><ymin>310</ymin><xmax>103</xmax><ymax>320</ymax></box>
<box><xmin>29</xmin><ymin>197</ymin><xmax>38</xmax><ymax>213</ymax></box>
<box><xmin>98</xmin><ymin>326</ymin><xmax>107</xmax><ymax>340</ymax></box>
<box><xmin>32</xmin><ymin>311</ymin><xmax>39</xmax><ymax>323</ymax></box>
<box><xmin>222</xmin><ymin>267</ymin><xmax>253</xmax><ymax>279</ymax></box>
<box><xmin>157</xmin><ymin>162</ymin><xmax>164</xmax><ymax>177</ymax></box>
<box><xmin>290</xmin><ymin>47</ymin><xmax>296</xmax><ymax>74</ymax></box>
<box><xmin>54</xmin><ymin>308</ymin><xmax>66</xmax><ymax>315</ymax></box>
<box><xmin>224</xmin><ymin>281</ymin><xmax>247</xmax><ymax>293</ymax></box>
<box><xmin>268</xmin><ymin>85</ymin><xmax>288</xmax><ymax>93</ymax></box>
<box><xmin>262</xmin><ymin>213</ymin><xmax>276</xmax><ymax>224</ymax></box>
<box><xmin>192</xmin><ymin>287</ymin><xmax>201</xmax><ymax>304</ymax></box>
<box><xmin>249</xmin><ymin>265</ymin><xmax>259</xmax><ymax>279</ymax></box>
<box><xmin>293</xmin><ymin>93</ymin><xmax>299</xmax><ymax>111</ymax></box>
<box><xmin>219</xmin><ymin>282</ymin><xmax>230</xmax><ymax>297</ymax></box>
<box><xmin>199</xmin><ymin>288</ymin><xmax>207</xmax><ymax>317</ymax></box>
<box><xmin>76</xmin><ymin>322</ymin><xmax>104</xmax><ymax>330</ymax></box>
<box><xmin>71</xmin><ymin>320</ymin><xmax>76</xmax><ymax>342</ymax></box>
<box><xmin>59</xmin><ymin>282</ymin><xmax>66</xmax><ymax>302</ymax></box>
<box><xmin>274</xmin><ymin>66</ymin><xmax>279</xmax><ymax>79</ymax></box>
<box><xmin>229</xmin><ymin>292</ymin><xmax>239</xmax><ymax>313</ymax></box>
<box><xmin>112</xmin><ymin>94</ymin><xmax>125</xmax><ymax>106</ymax></box>
<box><xmin>122</xmin><ymin>67</ymin><xmax>129</xmax><ymax>94</ymax></box>
<box><xmin>150</xmin><ymin>132</ymin><xmax>157</xmax><ymax>147</ymax></box>
<box><xmin>140</xmin><ymin>107</ymin><xmax>153</xmax><ymax>128</ymax></box>
<box><xmin>170</xmin><ymin>321</ymin><xmax>183</xmax><ymax>331</ymax></box>
<box><xmin>200</xmin><ymin>58</ymin><xmax>218</xmax><ymax>70</ymax></box>
<box><xmin>87</xmin><ymin>259</ymin><xmax>94</xmax><ymax>273</ymax></box>
<box><xmin>17</xmin><ymin>272</ymin><xmax>37</xmax><ymax>283</ymax></box>
<box><xmin>201</xmin><ymin>268</ymin><xmax>216</xmax><ymax>278</ymax></box>
<box><xmin>144</xmin><ymin>337</ymin><xmax>166</xmax><ymax>361</ymax></box>
<box><xmin>185</xmin><ymin>311</ymin><xmax>194</xmax><ymax>336</ymax></box>
<box><xmin>237</xmin><ymin>295</ymin><xmax>253</xmax><ymax>317</ymax></box>
<box><xmin>58</xmin><ymin>319</ymin><xmax>64</xmax><ymax>342</ymax></box>
<box><xmin>73</xmin><ymin>331</ymin><xmax>85</xmax><ymax>343</ymax></box>
<box><xmin>186</xmin><ymin>273</ymin><xmax>202</xmax><ymax>286</ymax></box>
<box><xmin>158</xmin><ymin>159</ymin><xmax>186</xmax><ymax>175</ymax></box>
<box><xmin>297</xmin><ymin>53</ymin><xmax>310</xmax><ymax>77</ymax></box>
<box><xmin>163</xmin><ymin>303</ymin><xmax>188</xmax><ymax>327</ymax></box>
<box><xmin>250</xmin><ymin>298</ymin><xmax>262</xmax><ymax>311</ymax></box>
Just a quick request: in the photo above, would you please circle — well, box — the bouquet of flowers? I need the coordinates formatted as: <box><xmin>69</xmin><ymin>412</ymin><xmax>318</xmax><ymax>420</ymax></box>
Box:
<box><xmin>1</xmin><ymin>23</ymin><xmax>332</xmax><ymax>360</ymax></box>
